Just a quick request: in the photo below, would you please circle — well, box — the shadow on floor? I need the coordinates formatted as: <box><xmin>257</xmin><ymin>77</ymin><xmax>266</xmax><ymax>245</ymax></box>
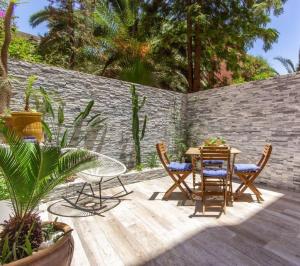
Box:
<box><xmin>47</xmin><ymin>196</ymin><xmax>123</xmax><ymax>218</ymax></box>
<box><xmin>145</xmin><ymin>191</ymin><xmax>300</xmax><ymax>265</ymax></box>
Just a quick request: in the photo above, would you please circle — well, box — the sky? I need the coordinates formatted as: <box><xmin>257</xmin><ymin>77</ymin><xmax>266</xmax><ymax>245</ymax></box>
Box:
<box><xmin>13</xmin><ymin>0</ymin><xmax>300</xmax><ymax>75</ymax></box>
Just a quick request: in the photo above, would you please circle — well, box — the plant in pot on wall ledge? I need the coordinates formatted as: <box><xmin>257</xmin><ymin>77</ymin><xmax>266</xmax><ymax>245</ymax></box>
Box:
<box><xmin>203</xmin><ymin>136</ymin><xmax>226</xmax><ymax>147</ymax></box>
<box><xmin>4</xmin><ymin>75</ymin><xmax>46</xmax><ymax>142</ymax></box>
<box><xmin>0</xmin><ymin>125</ymin><xmax>97</xmax><ymax>265</ymax></box>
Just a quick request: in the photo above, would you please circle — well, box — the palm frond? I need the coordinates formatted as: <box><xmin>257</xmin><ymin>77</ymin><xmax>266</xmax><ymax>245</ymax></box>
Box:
<box><xmin>0</xmin><ymin>128</ymin><xmax>97</xmax><ymax>219</ymax></box>
<box><xmin>297</xmin><ymin>48</ymin><xmax>300</xmax><ymax>72</ymax></box>
<box><xmin>274</xmin><ymin>56</ymin><xmax>296</xmax><ymax>73</ymax></box>
<box><xmin>30</xmin><ymin>8</ymin><xmax>56</xmax><ymax>28</ymax></box>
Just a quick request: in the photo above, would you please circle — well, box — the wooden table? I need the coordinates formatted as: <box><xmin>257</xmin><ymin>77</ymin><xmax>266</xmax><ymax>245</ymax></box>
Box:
<box><xmin>186</xmin><ymin>147</ymin><xmax>241</xmax><ymax>202</ymax></box>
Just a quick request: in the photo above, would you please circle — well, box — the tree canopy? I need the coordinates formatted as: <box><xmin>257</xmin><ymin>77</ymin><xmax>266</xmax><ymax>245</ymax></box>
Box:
<box><xmin>26</xmin><ymin>0</ymin><xmax>287</xmax><ymax>92</ymax></box>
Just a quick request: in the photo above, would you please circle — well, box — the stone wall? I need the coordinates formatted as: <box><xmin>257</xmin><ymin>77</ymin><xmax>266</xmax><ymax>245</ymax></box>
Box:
<box><xmin>8</xmin><ymin>60</ymin><xmax>300</xmax><ymax>191</ymax></box>
<box><xmin>187</xmin><ymin>73</ymin><xmax>300</xmax><ymax>191</ymax></box>
<box><xmin>8</xmin><ymin>60</ymin><xmax>186</xmax><ymax>167</ymax></box>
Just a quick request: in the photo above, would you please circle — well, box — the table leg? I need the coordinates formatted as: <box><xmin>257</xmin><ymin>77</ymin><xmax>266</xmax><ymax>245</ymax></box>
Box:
<box><xmin>230</xmin><ymin>154</ymin><xmax>237</xmax><ymax>204</ymax></box>
<box><xmin>192</xmin><ymin>156</ymin><xmax>196</xmax><ymax>190</ymax></box>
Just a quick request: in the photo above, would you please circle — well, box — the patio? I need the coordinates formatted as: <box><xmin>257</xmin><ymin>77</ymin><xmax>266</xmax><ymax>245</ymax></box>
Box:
<box><xmin>40</xmin><ymin>176</ymin><xmax>300</xmax><ymax>266</ymax></box>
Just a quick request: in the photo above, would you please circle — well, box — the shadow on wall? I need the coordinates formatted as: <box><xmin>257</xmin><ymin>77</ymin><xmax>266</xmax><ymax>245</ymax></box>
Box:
<box><xmin>144</xmin><ymin>191</ymin><xmax>300</xmax><ymax>265</ymax></box>
<box><xmin>69</xmin><ymin>120</ymin><xmax>108</xmax><ymax>152</ymax></box>
<box><xmin>118</xmin><ymin>131</ymin><xmax>134</xmax><ymax>168</ymax></box>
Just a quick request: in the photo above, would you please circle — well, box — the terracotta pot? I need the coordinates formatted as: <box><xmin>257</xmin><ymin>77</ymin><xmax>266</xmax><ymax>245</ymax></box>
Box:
<box><xmin>6</xmin><ymin>222</ymin><xmax>74</xmax><ymax>266</ymax></box>
<box><xmin>10</xmin><ymin>112</ymin><xmax>44</xmax><ymax>142</ymax></box>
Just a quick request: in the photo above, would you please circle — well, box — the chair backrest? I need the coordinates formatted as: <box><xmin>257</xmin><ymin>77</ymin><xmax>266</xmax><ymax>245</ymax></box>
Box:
<box><xmin>256</xmin><ymin>144</ymin><xmax>272</xmax><ymax>172</ymax></box>
<box><xmin>156</xmin><ymin>143</ymin><xmax>170</xmax><ymax>170</ymax></box>
<box><xmin>62</xmin><ymin>148</ymin><xmax>127</xmax><ymax>177</ymax></box>
<box><xmin>200</xmin><ymin>146</ymin><xmax>231</xmax><ymax>173</ymax></box>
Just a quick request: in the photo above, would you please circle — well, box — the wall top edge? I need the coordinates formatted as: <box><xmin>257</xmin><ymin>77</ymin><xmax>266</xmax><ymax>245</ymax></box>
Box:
<box><xmin>8</xmin><ymin>59</ymin><xmax>186</xmax><ymax>97</ymax></box>
<box><xmin>187</xmin><ymin>71</ymin><xmax>300</xmax><ymax>97</ymax></box>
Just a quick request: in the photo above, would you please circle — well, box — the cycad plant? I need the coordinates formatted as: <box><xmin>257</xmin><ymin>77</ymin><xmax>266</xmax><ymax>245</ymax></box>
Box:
<box><xmin>0</xmin><ymin>125</ymin><xmax>97</xmax><ymax>263</ymax></box>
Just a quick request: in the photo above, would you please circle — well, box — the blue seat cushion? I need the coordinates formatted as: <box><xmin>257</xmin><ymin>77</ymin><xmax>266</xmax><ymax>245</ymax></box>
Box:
<box><xmin>203</xmin><ymin>160</ymin><xmax>224</xmax><ymax>165</ymax></box>
<box><xmin>168</xmin><ymin>162</ymin><xmax>192</xmax><ymax>171</ymax></box>
<box><xmin>203</xmin><ymin>168</ymin><xmax>227</xmax><ymax>177</ymax></box>
<box><xmin>234</xmin><ymin>164</ymin><xmax>260</xmax><ymax>173</ymax></box>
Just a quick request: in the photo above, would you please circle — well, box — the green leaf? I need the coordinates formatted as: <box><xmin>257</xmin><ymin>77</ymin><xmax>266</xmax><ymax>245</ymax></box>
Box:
<box><xmin>1</xmin><ymin>235</ymin><xmax>10</xmax><ymax>262</ymax></box>
<box><xmin>60</xmin><ymin>130</ymin><xmax>68</xmax><ymax>148</ymax></box>
<box><xmin>41</xmin><ymin>120</ymin><xmax>53</xmax><ymax>142</ymax></box>
<box><xmin>58</xmin><ymin>105</ymin><xmax>65</xmax><ymax>125</ymax></box>
<box><xmin>24</xmin><ymin>236</ymin><xmax>33</xmax><ymax>256</ymax></box>
<box><xmin>87</xmin><ymin>113</ymin><xmax>104</xmax><ymax>125</ymax></box>
<box><xmin>140</xmin><ymin>115</ymin><xmax>147</xmax><ymax>140</ymax></box>
<box><xmin>82</xmin><ymin>100</ymin><xmax>94</xmax><ymax>119</ymax></box>
<box><xmin>74</xmin><ymin>112</ymin><xmax>83</xmax><ymax>125</ymax></box>
<box><xmin>139</xmin><ymin>96</ymin><xmax>147</xmax><ymax>110</ymax></box>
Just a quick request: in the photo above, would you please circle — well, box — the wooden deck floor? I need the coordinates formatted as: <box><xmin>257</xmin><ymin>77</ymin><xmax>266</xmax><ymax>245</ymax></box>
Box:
<box><xmin>40</xmin><ymin>176</ymin><xmax>300</xmax><ymax>266</ymax></box>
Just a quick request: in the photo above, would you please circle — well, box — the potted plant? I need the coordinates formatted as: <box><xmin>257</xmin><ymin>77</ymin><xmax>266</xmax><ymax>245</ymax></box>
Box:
<box><xmin>203</xmin><ymin>136</ymin><xmax>226</xmax><ymax>147</ymax></box>
<box><xmin>5</xmin><ymin>75</ymin><xmax>45</xmax><ymax>142</ymax></box>
<box><xmin>0</xmin><ymin>125</ymin><xmax>97</xmax><ymax>265</ymax></box>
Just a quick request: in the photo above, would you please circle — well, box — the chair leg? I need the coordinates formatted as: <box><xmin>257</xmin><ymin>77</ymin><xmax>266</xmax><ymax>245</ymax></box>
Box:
<box><xmin>202</xmin><ymin>179</ymin><xmax>206</xmax><ymax>215</ymax></box>
<box><xmin>88</xmin><ymin>183</ymin><xmax>95</xmax><ymax>197</ymax></box>
<box><xmin>117</xmin><ymin>176</ymin><xmax>128</xmax><ymax>194</ymax></box>
<box><xmin>75</xmin><ymin>182</ymin><xmax>87</xmax><ymax>205</ymax></box>
<box><xmin>98</xmin><ymin>178</ymin><xmax>103</xmax><ymax>207</ymax></box>
<box><xmin>164</xmin><ymin>172</ymin><xmax>191</xmax><ymax>200</ymax></box>
<box><xmin>223</xmin><ymin>179</ymin><xmax>227</xmax><ymax>214</ymax></box>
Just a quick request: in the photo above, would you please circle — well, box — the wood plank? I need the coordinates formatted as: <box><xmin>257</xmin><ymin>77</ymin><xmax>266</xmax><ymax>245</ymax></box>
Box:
<box><xmin>39</xmin><ymin>176</ymin><xmax>300</xmax><ymax>266</ymax></box>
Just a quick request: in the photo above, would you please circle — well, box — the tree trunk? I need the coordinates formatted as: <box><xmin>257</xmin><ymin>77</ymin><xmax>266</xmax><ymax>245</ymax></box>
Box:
<box><xmin>193</xmin><ymin>19</ymin><xmax>201</xmax><ymax>92</ymax></box>
<box><xmin>66</xmin><ymin>0</ymin><xmax>76</xmax><ymax>69</ymax></box>
<box><xmin>0</xmin><ymin>2</ymin><xmax>15</xmax><ymax>113</ymax></box>
<box><xmin>186</xmin><ymin>0</ymin><xmax>194</xmax><ymax>92</ymax></box>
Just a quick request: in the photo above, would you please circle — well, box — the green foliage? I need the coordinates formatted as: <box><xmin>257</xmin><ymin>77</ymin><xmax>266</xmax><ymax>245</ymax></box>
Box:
<box><xmin>30</xmin><ymin>0</ymin><xmax>97</xmax><ymax>69</ymax></box>
<box><xmin>0</xmin><ymin>177</ymin><xmax>9</xmax><ymax>200</ymax></box>
<box><xmin>150</xmin><ymin>0</ymin><xmax>286</xmax><ymax>90</ymax></box>
<box><xmin>204</xmin><ymin>136</ymin><xmax>226</xmax><ymax>146</ymax></box>
<box><xmin>26</xmin><ymin>0</ymin><xmax>287</xmax><ymax>91</ymax></box>
<box><xmin>42</xmin><ymin>96</ymin><xmax>107</xmax><ymax>148</ymax></box>
<box><xmin>233</xmin><ymin>55</ymin><xmax>278</xmax><ymax>83</ymax></box>
<box><xmin>134</xmin><ymin>163</ymin><xmax>144</xmax><ymax>172</ymax></box>
<box><xmin>0</xmin><ymin>18</ymin><xmax>41</xmax><ymax>64</ymax></box>
<box><xmin>146</xmin><ymin>152</ymin><xmax>159</xmax><ymax>168</ymax></box>
<box><xmin>172</xmin><ymin>137</ymin><xmax>188</xmax><ymax>163</ymax></box>
<box><xmin>120</xmin><ymin>59</ymin><xmax>154</xmax><ymax>86</ymax></box>
<box><xmin>130</xmin><ymin>84</ymin><xmax>147</xmax><ymax>166</ymax></box>
<box><xmin>0</xmin><ymin>213</ymin><xmax>42</xmax><ymax>263</ymax></box>
<box><xmin>8</xmin><ymin>36</ymin><xmax>42</xmax><ymax>63</ymax></box>
<box><xmin>170</xmin><ymin>99</ymin><xmax>189</xmax><ymax>162</ymax></box>
<box><xmin>0</xmin><ymin>126</ymin><xmax>97</xmax><ymax>219</ymax></box>
<box><xmin>24</xmin><ymin>75</ymin><xmax>38</xmax><ymax>111</ymax></box>
<box><xmin>0</xmin><ymin>125</ymin><xmax>97</xmax><ymax>263</ymax></box>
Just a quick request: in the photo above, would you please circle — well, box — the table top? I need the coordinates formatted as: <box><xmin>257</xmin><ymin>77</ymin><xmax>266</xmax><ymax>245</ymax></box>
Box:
<box><xmin>186</xmin><ymin>147</ymin><xmax>241</xmax><ymax>155</ymax></box>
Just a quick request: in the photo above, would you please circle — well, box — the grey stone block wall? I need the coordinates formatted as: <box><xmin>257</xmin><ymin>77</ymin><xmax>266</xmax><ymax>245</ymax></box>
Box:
<box><xmin>8</xmin><ymin>60</ymin><xmax>300</xmax><ymax>192</ymax></box>
<box><xmin>8</xmin><ymin>60</ymin><xmax>186</xmax><ymax>167</ymax></box>
<box><xmin>187</xmin><ymin>73</ymin><xmax>300</xmax><ymax>192</ymax></box>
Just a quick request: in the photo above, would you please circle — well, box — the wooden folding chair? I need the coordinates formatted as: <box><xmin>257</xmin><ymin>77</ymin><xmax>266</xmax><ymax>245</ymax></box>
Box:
<box><xmin>200</xmin><ymin>146</ymin><xmax>231</xmax><ymax>215</ymax></box>
<box><xmin>234</xmin><ymin>144</ymin><xmax>272</xmax><ymax>202</ymax></box>
<box><xmin>156</xmin><ymin>143</ymin><xmax>193</xmax><ymax>200</ymax></box>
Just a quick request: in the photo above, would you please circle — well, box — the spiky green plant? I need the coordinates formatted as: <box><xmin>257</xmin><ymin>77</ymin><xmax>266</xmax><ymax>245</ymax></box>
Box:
<box><xmin>0</xmin><ymin>125</ymin><xmax>97</xmax><ymax>263</ymax></box>
<box><xmin>42</xmin><ymin>99</ymin><xmax>107</xmax><ymax>148</ymax></box>
<box><xmin>130</xmin><ymin>84</ymin><xmax>147</xmax><ymax>167</ymax></box>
